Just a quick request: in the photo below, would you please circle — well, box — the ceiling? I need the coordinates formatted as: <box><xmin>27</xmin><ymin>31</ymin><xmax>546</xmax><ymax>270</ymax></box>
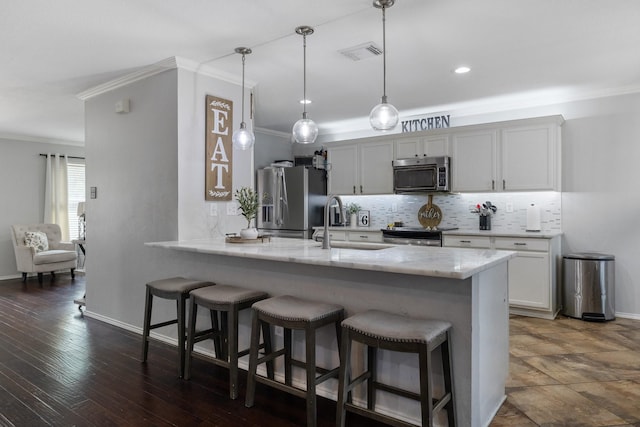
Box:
<box><xmin>2</xmin><ymin>0</ymin><xmax>640</xmax><ymax>145</ymax></box>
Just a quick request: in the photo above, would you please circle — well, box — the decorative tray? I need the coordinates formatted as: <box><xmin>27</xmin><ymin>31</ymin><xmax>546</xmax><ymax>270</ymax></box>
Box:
<box><xmin>225</xmin><ymin>235</ymin><xmax>271</xmax><ymax>244</ymax></box>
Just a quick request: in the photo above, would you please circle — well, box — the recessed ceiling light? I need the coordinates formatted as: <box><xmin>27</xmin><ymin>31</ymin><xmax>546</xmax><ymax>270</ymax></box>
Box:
<box><xmin>454</xmin><ymin>66</ymin><xmax>471</xmax><ymax>74</ymax></box>
<box><xmin>299</xmin><ymin>99</ymin><xmax>312</xmax><ymax>104</ymax></box>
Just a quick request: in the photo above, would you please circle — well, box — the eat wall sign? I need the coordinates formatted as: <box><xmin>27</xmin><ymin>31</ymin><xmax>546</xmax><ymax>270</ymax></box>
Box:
<box><xmin>205</xmin><ymin>94</ymin><xmax>233</xmax><ymax>201</ymax></box>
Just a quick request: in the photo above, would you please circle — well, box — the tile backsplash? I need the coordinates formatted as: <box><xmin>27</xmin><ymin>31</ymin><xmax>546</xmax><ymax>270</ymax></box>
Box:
<box><xmin>340</xmin><ymin>192</ymin><xmax>561</xmax><ymax>233</ymax></box>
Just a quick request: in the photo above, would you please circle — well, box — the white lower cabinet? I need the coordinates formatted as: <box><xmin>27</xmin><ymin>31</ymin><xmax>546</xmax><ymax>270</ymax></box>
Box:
<box><xmin>312</xmin><ymin>228</ymin><xmax>382</xmax><ymax>243</ymax></box>
<box><xmin>444</xmin><ymin>234</ymin><xmax>561</xmax><ymax>319</ymax></box>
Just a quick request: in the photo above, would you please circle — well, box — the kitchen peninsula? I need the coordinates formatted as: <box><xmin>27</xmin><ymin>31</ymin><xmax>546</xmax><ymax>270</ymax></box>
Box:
<box><xmin>145</xmin><ymin>237</ymin><xmax>515</xmax><ymax>426</ymax></box>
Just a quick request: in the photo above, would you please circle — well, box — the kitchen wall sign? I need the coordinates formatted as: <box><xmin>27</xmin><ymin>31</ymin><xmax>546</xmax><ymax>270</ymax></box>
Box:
<box><xmin>418</xmin><ymin>195</ymin><xmax>442</xmax><ymax>228</ymax></box>
<box><xmin>357</xmin><ymin>210</ymin><xmax>370</xmax><ymax>227</ymax></box>
<box><xmin>401</xmin><ymin>114</ymin><xmax>450</xmax><ymax>133</ymax></box>
<box><xmin>205</xmin><ymin>94</ymin><xmax>233</xmax><ymax>201</ymax></box>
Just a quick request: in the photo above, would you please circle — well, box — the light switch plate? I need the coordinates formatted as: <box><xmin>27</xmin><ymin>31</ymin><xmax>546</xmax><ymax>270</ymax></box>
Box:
<box><xmin>506</xmin><ymin>202</ymin><xmax>514</xmax><ymax>213</ymax></box>
<box><xmin>227</xmin><ymin>202</ymin><xmax>237</xmax><ymax>215</ymax></box>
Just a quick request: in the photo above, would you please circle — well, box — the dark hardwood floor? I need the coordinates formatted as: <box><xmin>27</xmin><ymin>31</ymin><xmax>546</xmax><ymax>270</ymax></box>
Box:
<box><xmin>0</xmin><ymin>274</ymin><xmax>387</xmax><ymax>427</ymax></box>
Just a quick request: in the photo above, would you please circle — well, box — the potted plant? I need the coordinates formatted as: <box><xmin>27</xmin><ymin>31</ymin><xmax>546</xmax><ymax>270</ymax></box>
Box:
<box><xmin>234</xmin><ymin>186</ymin><xmax>260</xmax><ymax>239</ymax></box>
<box><xmin>345</xmin><ymin>202</ymin><xmax>361</xmax><ymax>227</ymax></box>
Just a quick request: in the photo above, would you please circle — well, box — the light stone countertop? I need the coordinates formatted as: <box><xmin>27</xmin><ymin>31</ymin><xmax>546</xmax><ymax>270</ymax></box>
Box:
<box><xmin>442</xmin><ymin>229</ymin><xmax>563</xmax><ymax>239</ymax></box>
<box><xmin>145</xmin><ymin>237</ymin><xmax>515</xmax><ymax>280</ymax></box>
<box><xmin>314</xmin><ymin>226</ymin><xmax>562</xmax><ymax>239</ymax></box>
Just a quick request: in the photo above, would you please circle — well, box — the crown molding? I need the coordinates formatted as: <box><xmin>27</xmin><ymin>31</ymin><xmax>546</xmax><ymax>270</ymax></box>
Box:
<box><xmin>77</xmin><ymin>57</ymin><xmax>179</xmax><ymax>100</ymax></box>
<box><xmin>77</xmin><ymin>56</ymin><xmax>256</xmax><ymax>101</ymax></box>
<box><xmin>255</xmin><ymin>127</ymin><xmax>291</xmax><ymax>139</ymax></box>
<box><xmin>0</xmin><ymin>133</ymin><xmax>84</xmax><ymax>146</ymax></box>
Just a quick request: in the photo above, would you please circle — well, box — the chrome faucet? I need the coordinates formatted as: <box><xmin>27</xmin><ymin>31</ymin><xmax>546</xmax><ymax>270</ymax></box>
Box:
<box><xmin>322</xmin><ymin>195</ymin><xmax>343</xmax><ymax>249</ymax></box>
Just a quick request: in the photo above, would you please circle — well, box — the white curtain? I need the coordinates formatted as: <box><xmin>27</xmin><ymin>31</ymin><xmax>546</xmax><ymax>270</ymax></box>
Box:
<box><xmin>44</xmin><ymin>154</ymin><xmax>70</xmax><ymax>241</ymax></box>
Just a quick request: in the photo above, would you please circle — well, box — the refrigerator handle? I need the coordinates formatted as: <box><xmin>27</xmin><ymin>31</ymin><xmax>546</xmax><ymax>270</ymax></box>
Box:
<box><xmin>275</xmin><ymin>167</ymin><xmax>288</xmax><ymax>226</ymax></box>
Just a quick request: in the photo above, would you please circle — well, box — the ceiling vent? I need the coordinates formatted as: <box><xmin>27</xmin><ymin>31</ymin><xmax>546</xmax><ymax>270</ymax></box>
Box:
<box><xmin>339</xmin><ymin>42</ymin><xmax>383</xmax><ymax>61</ymax></box>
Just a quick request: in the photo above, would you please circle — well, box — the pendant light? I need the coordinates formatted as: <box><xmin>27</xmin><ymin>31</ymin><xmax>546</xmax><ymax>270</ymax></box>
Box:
<box><xmin>369</xmin><ymin>0</ymin><xmax>399</xmax><ymax>131</ymax></box>
<box><xmin>292</xmin><ymin>26</ymin><xmax>318</xmax><ymax>144</ymax></box>
<box><xmin>232</xmin><ymin>47</ymin><xmax>255</xmax><ymax>150</ymax></box>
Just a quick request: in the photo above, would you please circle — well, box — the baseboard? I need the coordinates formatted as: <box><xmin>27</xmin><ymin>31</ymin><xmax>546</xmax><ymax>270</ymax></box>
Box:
<box><xmin>0</xmin><ymin>274</ymin><xmax>23</xmax><ymax>281</ymax></box>
<box><xmin>615</xmin><ymin>311</ymin><xmax>640</xmax><ymax>320</ymax></box>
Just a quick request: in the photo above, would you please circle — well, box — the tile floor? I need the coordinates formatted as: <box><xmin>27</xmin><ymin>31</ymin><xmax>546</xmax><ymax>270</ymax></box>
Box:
<box><xmin>491</xmin><ymin>315</ymin><xmax>640</xmax><ymax>427</ymax></box>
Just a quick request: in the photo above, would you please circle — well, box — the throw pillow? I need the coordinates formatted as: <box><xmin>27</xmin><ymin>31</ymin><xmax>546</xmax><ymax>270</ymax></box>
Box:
<box><xmin>24</xmin><ymin>231</ymin><xmax>49</xmax><ymax>252</ymax></box>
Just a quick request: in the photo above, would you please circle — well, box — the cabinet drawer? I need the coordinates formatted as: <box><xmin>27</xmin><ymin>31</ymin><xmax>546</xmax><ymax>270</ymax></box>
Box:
<box><xmin>443</xmin><ymin>235</ymin><xmax>491</xmax><ymax>249</ymax></box>
<box><xmin>349</xmin><ymin>232</ymin><xmax>383</xmax><ymax>243</ymax></box>
<box><xmin>495</xmin><ymin>237</ymin><xmax>549</xmax><ymax>252</ymax></box>
<box><xmin>328</xmin><ymin>231</ymin><xmax>347</xmax><ymax>241</ymax></box>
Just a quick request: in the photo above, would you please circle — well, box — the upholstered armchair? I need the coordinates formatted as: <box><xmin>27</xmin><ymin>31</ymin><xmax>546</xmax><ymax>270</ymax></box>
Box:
<box><xmin>10</xmin><ymin>224</ymin><xmax>77</xmax><ymax>285</ymax></box>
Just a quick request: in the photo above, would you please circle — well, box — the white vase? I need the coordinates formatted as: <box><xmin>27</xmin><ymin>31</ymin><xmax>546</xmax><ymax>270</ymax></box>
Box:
<box><xmin>350</xmin><ymin>213</ymin><xmax>358</xmax><ymax>227</ymax></box>
<box><xmin>240</xmin><ymin>227</ymin><xmax>259</xmax><ymax>240</ymax></box>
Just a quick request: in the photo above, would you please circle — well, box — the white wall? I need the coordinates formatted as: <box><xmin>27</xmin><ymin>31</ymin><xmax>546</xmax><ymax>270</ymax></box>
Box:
<box><xmin>0</xmin><ymin>138</ymin><xmax>84</xmax><ymax>279</ymax></box>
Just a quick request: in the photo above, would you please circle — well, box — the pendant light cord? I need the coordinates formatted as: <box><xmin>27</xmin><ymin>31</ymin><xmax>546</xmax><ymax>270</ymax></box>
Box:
<box><xmin>241</xmin><ymin>53</ymin><xmax>246</xmax><ymax>124</ymax></box>
<box><xmin>302</xmin><ymin>32</ymin><xmax>308</xmax><ymax>116</ymax></box>
<box><xmin>382</xmin><ymin>4</ymin><xmax>387</xmax><ymax>100</ymax></box>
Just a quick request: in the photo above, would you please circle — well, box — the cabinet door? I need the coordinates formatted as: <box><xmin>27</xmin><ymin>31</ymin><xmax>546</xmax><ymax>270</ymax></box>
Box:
<box><xmin>359</xmin><ymin>140</ymin><xmax>394</xmax><ymax>194</ymax></box>
<box><xmin>395</xmin><ymin>135</ymin><xmax>449</xmax><ymax>159</ymax></box>
<box><xmin>328</xmin><ymin>144</ymin><xmax>358</xmax><ymax>195</ymax></box>
<box><xmin>424</xmin><ymin>135</ymin><xmax>449</xmax><ymax>157</ymax></box>
<box><xmin>501</xmin><ymin>124</ymin><xmax>557</xmax><ymax>191</ymax></box>
<box><xmin>395</xmin><ymin>138</ymin><xmax>421</xmax><ymax>159</ymax></box>
<box><xmin>508</xmin><ymin>252</ymin><xmax>551</xmax><ymax>310</ymax></box>
<box><xmin>451</xmin><ymin>130</ymin><xmax>497</xmax><ymax>192</ymax></box>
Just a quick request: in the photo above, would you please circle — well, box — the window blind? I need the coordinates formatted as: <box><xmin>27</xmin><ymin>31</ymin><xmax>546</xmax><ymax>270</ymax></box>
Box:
<box><xmin>67</xmin><ymin>161</ymin><xmax>86</xmax><ymax>241</ymax></box>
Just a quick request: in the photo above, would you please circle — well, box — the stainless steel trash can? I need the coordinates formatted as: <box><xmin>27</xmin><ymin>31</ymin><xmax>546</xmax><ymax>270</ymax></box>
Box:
<box><xmin>562</xmin><ymin>253</ymin><xmax>615</xmax><ymax>321</ymax></box>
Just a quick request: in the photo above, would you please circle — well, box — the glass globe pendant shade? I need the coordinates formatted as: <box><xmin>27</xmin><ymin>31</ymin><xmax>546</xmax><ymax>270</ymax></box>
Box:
<box><xmin>369</xmin><ymin>96</ymin><xmax>399</xmax><ymax>131</ymax></box>
<box><xmin>292</xmin><ymin>112</ymin><xmax>318</xmax><ymax>144</ymax></box>
<box><xmin>232</xmin><ymin>122</ymin><xmax>255</xmax><ymax>150</ymax></box>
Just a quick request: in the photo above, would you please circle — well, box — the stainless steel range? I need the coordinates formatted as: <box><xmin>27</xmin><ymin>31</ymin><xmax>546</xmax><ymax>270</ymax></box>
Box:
<box><xmin>381</xmin><ymin>227</ymin><xmax>458</xmax><ymax>247</ymax></box>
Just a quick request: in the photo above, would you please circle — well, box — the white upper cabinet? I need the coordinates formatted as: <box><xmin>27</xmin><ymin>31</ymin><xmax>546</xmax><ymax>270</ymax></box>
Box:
<box><xmin>395</xmin><ymin>135</ymin><xmax>449</xmax><ymax>160</ymax></box>
<box><xmin>500</xmin><ymin>122</ymin><xmax>559</xmax><ymax>191</ymax></box>
<box><xmin>451</xmin><ymin>116</ymin><xmax>563</xmax><ymax>192</ymax></box>
<box><xmin>451</xmin><ymin>130</ymin><xmax>498</xmax><ymax>192</ymax></box>
<box><xmin>327</xmin><ymin>144</ymin><xmax>358</xmax><ymax>195</ymax></box>
<box><xmin>359</xmin><ymin>140</ymin><xmax>394</xmax><ymax>194</ymax></box>
<box><xmin>327</xmin><ymin>140</ymin><xmax>394</xmax><ymax>195</ymax></box>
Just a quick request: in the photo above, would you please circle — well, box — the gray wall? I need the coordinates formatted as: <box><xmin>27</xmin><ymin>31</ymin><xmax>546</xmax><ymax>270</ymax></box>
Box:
<box><xmin>84</xmin><ymin>69</ymin><xmax>180</xmax><ymax>324</ymax></box>
<box><xmin>83</xmin><ymin>63</ymin><xmax>254</xmax><ymax>328</ymax></box>
<box><xmin>254</xmin><ymin>129</ymin><xmax>292</xmax><ymax>170</ymax></box>
<box><xmin>0</xmin><ymin>138</ymin><xmax>84</xmax><ymax>279</ymax></box>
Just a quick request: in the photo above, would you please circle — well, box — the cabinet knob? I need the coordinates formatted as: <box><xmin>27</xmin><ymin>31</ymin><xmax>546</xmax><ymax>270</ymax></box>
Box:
<box><xmin>503</xmin><ymin>179</ymin><xmax>506</xmax><ymax>190</ymax></box>
<box><xmin>492</xmin><ymin>180</ymin><xmax>495</xmax><ymax>190</ymax></box>
<box><xmin>360</xmin><ymin>185</ymin><xmax>363</xmax><ymax>193</ymax></box>
<box><xmin>460</xmin><ymin>240</ymin><xmax>471</xmax><ymax>243</ymax></box>
<box><xmin>514</xmin><ymin>242</ymin><xmax>527</xmax><ymax>246</ymax></box>
<box><xmin>353</xmin><ymin>186</ymin><xmax>356</xmax><ymax>194</ymax></box>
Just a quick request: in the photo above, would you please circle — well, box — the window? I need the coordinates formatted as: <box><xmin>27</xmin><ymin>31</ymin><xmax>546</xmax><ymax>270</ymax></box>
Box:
<box><xmin>67</xmin><ymin>160</ymin><xmax>86</xmax><ymax>241</ymax></box>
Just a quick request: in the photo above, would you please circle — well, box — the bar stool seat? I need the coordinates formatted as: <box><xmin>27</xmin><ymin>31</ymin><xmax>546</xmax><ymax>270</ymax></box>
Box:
<box><xmin>245</xmin><ymin>295</ymin><xmax>344</xmax><ymax>427</ymax></box>
<box><xmin>337</xmin><ymin>310</ymin><xmax>456</xmax><ymax>427</ymax></box>
<box><xmin>184</xmin><ymin>284</ymin><xmax>270</xmax><ymax>399</ymax></box>
<box><xmin>140</xmin><ymin>277</ymin><xmax>214</xmax><ymax>378</ymax></box>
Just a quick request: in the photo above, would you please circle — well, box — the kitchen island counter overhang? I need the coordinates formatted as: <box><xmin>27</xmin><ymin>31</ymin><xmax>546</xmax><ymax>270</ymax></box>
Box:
<box><xmin>145</xmin><ymin>237</ymin><xmax>516</xmax><ymax>427</ymax></box>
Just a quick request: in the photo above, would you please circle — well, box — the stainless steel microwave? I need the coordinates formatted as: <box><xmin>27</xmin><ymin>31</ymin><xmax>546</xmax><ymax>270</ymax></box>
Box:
<box><xmin>392</xmin><ymin>156</ymin><xmax>450</xmax><ymax>193</ymax></box>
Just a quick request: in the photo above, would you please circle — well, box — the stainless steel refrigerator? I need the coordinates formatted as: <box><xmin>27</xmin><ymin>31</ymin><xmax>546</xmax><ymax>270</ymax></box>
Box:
<box><xmin>257</xmin><ymin>166</ymin><xmax>326</xmax><ymax>238</ymax></box>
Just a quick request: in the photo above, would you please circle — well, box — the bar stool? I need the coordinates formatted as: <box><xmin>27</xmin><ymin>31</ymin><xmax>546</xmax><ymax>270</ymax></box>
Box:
<box><xmin>184</xmin><ymin>284</ymin><xmax>270</xmax><ymax>399</ymax></box>
<box><xmin>245</xmin><ymin>295</ymin><xmax>344</xmax><ymax>427</ymax></box>
<box><xmin>140</xmin><ymin>277</ymin><xmax>214</xmax><ymax>378</ymax></box>
<box><xmin>336</xmin><ymin>310</ymin><xmax>456</xmax><ymax>427</ymax></box>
